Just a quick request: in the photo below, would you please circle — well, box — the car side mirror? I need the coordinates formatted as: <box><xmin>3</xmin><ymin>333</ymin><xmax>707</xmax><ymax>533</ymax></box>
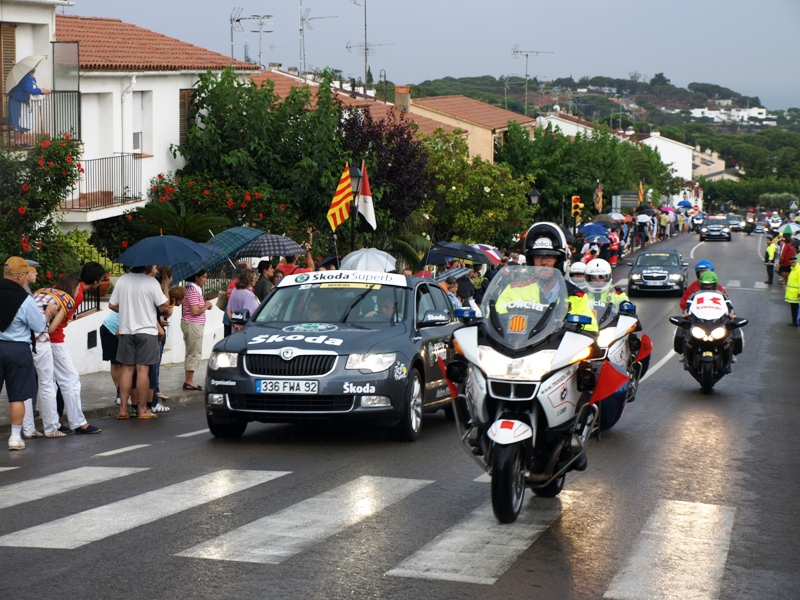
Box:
<box><xmin>626</xmin><ymin>261</ymin><xmax>633</xmax><ymax>267</ymax></box>
<box><xmin>419</xmin><ymin>310</ymin><xmax>452</xmax><ymax>327</ymax></box>
<box><xmin>682</xmin><ymin>262</ymin><xmax>689</xmax><ymax>268</ymax></box>
<box><xmin>230</xmin><ymin>309</ymin><xmax>250</xmax><ymax>326</ymax></box>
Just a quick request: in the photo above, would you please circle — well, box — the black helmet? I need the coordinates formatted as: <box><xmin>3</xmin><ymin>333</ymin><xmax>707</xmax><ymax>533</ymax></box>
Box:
<box><xmin>524</xmin><ymin>222</ymin><xmax>569</xmax><ymax>273</ymax></box>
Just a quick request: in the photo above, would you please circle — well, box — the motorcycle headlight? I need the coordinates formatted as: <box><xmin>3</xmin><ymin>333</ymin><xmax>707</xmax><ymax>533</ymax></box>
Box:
<box><xmin>668</xmin><ymin>274</ymin><xmax>683</xmax><ymax>281</ymax></box>
<box><xmin>597</xmin><ymin>328</ymin><xmax>617</xmax><ymax>348</ymax></box>
<box><xmin>346</xmin><ymin>353</ymin><xmax>396</xmax><ymax>372</ymax></box>
<box><xmin>630</xmin><ymin>274</ymin><xmax>642</xmax><ymax>280</ymax></box>
<box><xmin>478</xmin><ymin>346</ymin><xmax>556</xmax><ymax>381</ymax></box>
<box><xmin>690</xmin><ymin>326</ymin><xmax>707</xmax><ymax>340</ymax></box>
<box><xmin>747</xmin><ymin>218</ymin><xmax>754</xmax><ymax>223</ymax></box>
<box><xmin>709</xmin><ymin>327</ymin><xmax>727</xmax><ymax>340</ymax></box>
<box><xmin>208</xmin><ymin>352</ymin><xmax>238</xmax><ymax>370</ymax></box>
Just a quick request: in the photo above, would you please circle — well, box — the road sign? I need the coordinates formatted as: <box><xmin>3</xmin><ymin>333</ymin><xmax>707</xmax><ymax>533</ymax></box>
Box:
<box><xmin>694</xmin><ymin>205</ymin><xmax>699</xmax><ymax>211</ymax></box>
<box><xmin>790</xmin><ymin>201</ymin><xmax>798</xmax><ymax>211</ymax></box>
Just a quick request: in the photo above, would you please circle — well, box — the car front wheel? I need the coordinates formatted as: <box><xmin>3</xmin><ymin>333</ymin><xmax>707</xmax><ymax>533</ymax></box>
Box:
<box><xmin>395</xmin><ymin>369</ymin><xmax>423</xmax><ymax>442</ymax></box>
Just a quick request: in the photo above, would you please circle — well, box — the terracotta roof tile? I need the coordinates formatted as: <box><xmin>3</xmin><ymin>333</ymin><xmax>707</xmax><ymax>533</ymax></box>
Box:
<box><xmin>55</xmin><ymin>15</ymin><xmax>259</xmax><ymax>72</ymax></box>
<box><xmin>411</xmin><ymin>95</ymin><xmax>536</xmax><ymax>131</ymax></box>
<box><xmin>251</xmin><ymin>70</ymin><xmax>456</xmax><ymax>136</ymax></box>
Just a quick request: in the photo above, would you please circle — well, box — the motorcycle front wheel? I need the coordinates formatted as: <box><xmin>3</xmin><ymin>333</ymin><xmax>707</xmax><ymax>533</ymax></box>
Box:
<box><xmin>491</xmin><ymin>443</ymin><xmax>525</xmax><ymax>523</ymax></box>
<box><xmin>701</xmin><ymin>361</ymin><xmax>714</xmax><ymax>394</ymax></box>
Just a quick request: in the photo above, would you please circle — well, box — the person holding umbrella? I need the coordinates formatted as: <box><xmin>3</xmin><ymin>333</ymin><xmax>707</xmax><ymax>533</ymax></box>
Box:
<box><xmin>7</xmin><ymin>61</ymin><xmax>50</xmax><ymax>147</ymax></box>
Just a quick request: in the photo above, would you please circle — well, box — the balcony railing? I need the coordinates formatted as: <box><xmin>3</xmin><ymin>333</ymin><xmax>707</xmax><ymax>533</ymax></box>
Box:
<box><xmin>1</xmin><ymin>91</ymin><xmax>80</xmax><ymax>148</ymax></box>
<box><xmin>62</xmin><ymin>153</ymin><xmax>143</xmax><ymax>211</ymax></box>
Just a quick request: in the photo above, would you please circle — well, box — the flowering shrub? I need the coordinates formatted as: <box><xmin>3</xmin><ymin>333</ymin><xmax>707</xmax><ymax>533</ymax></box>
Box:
<box><xmin>0</xmin><ymin>134</ymin><xmax>83</xmax><ymax>285</ymax></box>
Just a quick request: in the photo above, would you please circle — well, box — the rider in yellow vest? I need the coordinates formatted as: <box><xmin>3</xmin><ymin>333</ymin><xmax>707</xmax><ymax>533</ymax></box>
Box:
<box><xmin>583</xmin><ymin>258</ymin><xmax>629</xmax><ymax>323</ymax></box>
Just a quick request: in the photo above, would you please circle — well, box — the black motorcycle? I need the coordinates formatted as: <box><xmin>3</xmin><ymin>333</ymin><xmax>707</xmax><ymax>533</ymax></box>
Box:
<box><xmin>670</xmin><ymin>291</ymin><xmax>747</xmax><ymax>393</ymax></box>
<box><xmin>743</xmin><ymin>218</ymin><xmax>755</xmax><ymax>235</ymax></box>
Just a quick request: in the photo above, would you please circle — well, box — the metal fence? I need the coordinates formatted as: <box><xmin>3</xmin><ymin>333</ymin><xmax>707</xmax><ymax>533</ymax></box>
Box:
<box><xmin>1</xmin><ymin>91</ymin><xmax>80</xmax><ymax>148</ymax></box>
<box><xmin>62</xmin><ymin>153</ymin><xmax>142</xmax><ymax>211</ymax></box>
<box><xmin>74</xmin><ymin>286</ymin><xmax>100</xmax><ymax>319</ymax></box>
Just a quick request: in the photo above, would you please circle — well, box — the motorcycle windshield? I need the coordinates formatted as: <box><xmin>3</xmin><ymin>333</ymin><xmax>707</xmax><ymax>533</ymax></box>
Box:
<box><xmin>481</xmin><ymin>266</ymin><xmax>569</xmax><ymax>351</ymax></box>
<box><xmin>587</xmin><ymin>293</ymin><xmax>619</xmax><ymax>329</ymax></box>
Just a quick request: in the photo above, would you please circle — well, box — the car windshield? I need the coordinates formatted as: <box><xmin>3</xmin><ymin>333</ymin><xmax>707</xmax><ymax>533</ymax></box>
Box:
<box><xmin>480</xmin><ymin>266</ymin><xmax>569</xmax><ymax>351</ymax></box>
<box><xmin>704</xmin><ymin>217</ymin><xmax>727</xmax><ymax>225</ymax></box>
<box><xmin>636</xmin><ymin>253</ymin><xmax>679</xmax><ymax>267</ymax></box>
<box><xmin>254</xmin><ymin>283</ymin><xmax>407</xmax><ymax>324</ymax></box>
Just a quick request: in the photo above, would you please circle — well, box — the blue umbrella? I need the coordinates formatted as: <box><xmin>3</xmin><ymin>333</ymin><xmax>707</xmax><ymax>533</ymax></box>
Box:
<box><xmin>584</xmin><ymin>234</ymin><xmax>610</xmax><ymax>244</ymax></box>
<box><xmin>116</xmin><ymin>235</ymin><xmax>215</xmax><ymax>268</ymax></box>
<box><xmin>579</xmin><ymin>223</ymin><xmax>610</xmax><ymax>236</ymax></box>
<box><xmin>677</xmin><ymin>200</ymin><xmax>693</xmax><ymax>208</ymax></box>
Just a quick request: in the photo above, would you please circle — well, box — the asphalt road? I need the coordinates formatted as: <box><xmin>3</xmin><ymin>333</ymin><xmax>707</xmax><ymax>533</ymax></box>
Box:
<box><xmin>1</xmin><ymin>230</ymin><xmax>798</xmax><ymax>600</ymax></box>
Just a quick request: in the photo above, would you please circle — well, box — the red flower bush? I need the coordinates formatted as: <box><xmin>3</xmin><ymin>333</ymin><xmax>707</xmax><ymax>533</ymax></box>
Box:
<box><xmin>21</xmin><ymin>183</ymin><xmax>29</xmax><ymax>192</ymax></box>
<box><xmin>121</xmin><ymin>240</ymin><xmax>128</xmax><ymax>247</ymax></box>
<box><xmin>41</xmin><ymin>140</ymin><xmax>51</xmax><ymax>149</ymax></box>
<box><xmin>18</xmin><ymin>207</ymin><xmax>26</xmax><ymax>215</ymax></box>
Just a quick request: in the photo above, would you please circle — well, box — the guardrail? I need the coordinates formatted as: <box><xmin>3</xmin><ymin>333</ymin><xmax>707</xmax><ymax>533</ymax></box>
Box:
<box><xmin>1</xmin><ymin>91</ymin><xmax>80</xmax><ymax>148</ymax></box>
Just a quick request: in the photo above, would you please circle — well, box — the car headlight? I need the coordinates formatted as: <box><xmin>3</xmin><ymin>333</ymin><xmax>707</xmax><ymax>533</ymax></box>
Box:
<box><xmin>630</xmin><ymin>274</ymin><xmax>642</xmax><ymax>280</ymax></box>
<box><xmin>709</xmin><ymin>327</ymin><xmax>727</xmax><ymax>340</ymax></box>
<box><xmin>690</xmin><ymin>326</ymin><xmax>706</xmax><ymax>340</ymax></box>
<box><xmin>208</xmin><ymin>352</ymin><xmax>238</xmax><ymax>370</ymax></box>
<box><xmin>668</xmin><ymin>274</ymin><xmax>683</xmax><ymax>281</ymax></box>
<box><xmin>478</xmin><ymin>346</ymin><xmax>556</xmax><ymax>381</ymax></box>
<box><xmin>701</xmin><ymin>228</ymin><xmax>708</xmax><ymax>232</ymax></box>
<box><xmin>597</xmin><ymin>328</ymin><xmax>617</xmax><ymax>348</ymax></box>
<box><xmin>346</xmin><ymin>353</ymin><xmax>396</xmax><ymax>372</ymax></box>
<box><xmin>722</xmin><ymin>227</ymin><xmax>730</xmax><ymax>232</ymax></box>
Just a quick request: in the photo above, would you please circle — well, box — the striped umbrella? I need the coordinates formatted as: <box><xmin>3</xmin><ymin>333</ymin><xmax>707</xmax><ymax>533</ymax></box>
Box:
<box><xmin>171</xmin><ymin>227</ymin><xmax>264</xmax><ymax>283</ymax></box>
<box><xmin>471</xmin><ymin>244</ymin><xmax>503</xmax><ymax>265</ymax></box>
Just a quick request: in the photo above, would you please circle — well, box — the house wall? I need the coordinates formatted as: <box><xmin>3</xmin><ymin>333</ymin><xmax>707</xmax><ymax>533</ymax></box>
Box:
<box><xmin>408</xmin><ymin>103</ymin><xmax>495</xmax><ymax>161</ymax></box>
<box><xmin>642</xmin><ymin>134</ymin><xmax>693</xmax><ymax>181</ymax></box>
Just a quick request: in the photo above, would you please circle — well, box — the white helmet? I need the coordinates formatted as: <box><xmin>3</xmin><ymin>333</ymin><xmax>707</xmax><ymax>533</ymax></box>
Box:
<box><xmin>584</xmin><ymin>258</ymin><xmax>612</xmax><ymax>294</ymax></box>
<box><xmin>568</xmin><ymin>261</ymin><xmax>587</xmax><ymax>289</ymax></box>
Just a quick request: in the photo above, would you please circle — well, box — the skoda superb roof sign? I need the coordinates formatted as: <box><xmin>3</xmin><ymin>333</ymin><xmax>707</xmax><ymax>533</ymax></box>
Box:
<box><xmin>278</xmin><ymin>270</ymin><xmax>408</xmax><ymax>288</ymax></box>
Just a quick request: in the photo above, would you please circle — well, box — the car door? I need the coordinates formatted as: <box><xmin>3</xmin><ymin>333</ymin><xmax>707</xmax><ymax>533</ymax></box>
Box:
<box><xmin>425</xmin><ymin>283</ymin><xmax>460</xmax><ymax>405</ymax></box>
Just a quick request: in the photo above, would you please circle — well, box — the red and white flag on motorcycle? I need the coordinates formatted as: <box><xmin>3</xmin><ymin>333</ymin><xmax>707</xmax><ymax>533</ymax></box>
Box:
<box><xmin>356</xmin><ymin>160</ymin><xmax>377</xmax><ymax>230</ymax></box>
<box><xmin>589</xmin><ymin>360</ymin><xmax>631</xmax><ymax>405</ymax></box>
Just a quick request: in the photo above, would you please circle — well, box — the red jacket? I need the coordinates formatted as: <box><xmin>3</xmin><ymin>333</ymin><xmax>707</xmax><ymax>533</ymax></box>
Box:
<box><xmin>680</xmin><ymin>280</ymin><xmax>728</xmax><ymax>311</ymax></box>
<box><xmin>780</xmin><ymin>242</ymin><xmax>796</xmax><ymax>267</ymax></box>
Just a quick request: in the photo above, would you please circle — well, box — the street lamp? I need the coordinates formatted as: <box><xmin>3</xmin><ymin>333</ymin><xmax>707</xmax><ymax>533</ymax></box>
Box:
<box><xmin>349</xmin><ymin>164</ymin><xmax>363</xmax><ymax>252</ymax></box>
<box><xmin>528</xmin><ymin>187</ymin><xmax>540</xmax><ymax>206</ymax></box>
<box><xmin>349</xmin><ymin>164</ymin><xmax>362</xmax><ymax>196</ymax></box>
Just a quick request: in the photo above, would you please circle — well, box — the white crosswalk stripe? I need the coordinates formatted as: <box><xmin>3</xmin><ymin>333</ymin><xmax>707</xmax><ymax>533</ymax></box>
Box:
<box><xmin>753</xmin><ymin>282</ymin><xmax>768</xmax><ymax>290</ymax></box>
<box><xmin>94</xmin><ymin>444</ymin><xmax>150</xmax><ymax>457</ymax></box>
<box><xmin>0</xmin><ymin>467</ymin><xmax>147</xmax><ymax>510</ymax></box>
<box><xmin>726</xmin><ymin>280</ymin><xmax>741</xmax><ymax>288</ymax></box>
<box><xmin>176</xmin><ymin>429</ymin><xmax>209</xmax><ymax>438</ymax></box>
<box><xmin>603</xmin><ymin>500</ymin><xmax>735</xmax><ymax>600</ymax></box>
<box><xmin>0</xmin><ymin>470</ymin><xmax>288</xmax><ymax>549</ymax></box>
<box><xmin>386</xmin><ymin>491</ymin><xmax>578</xmax><ymax>585</ymax></box>
<box><xmin>0</xmin><ymin>467</ymin><xmax>19</xmax><ymax>473</ymax></box>
<box><xmin>177</xmin><ymin>475</ymin><xmax>432</xmax><ymax>564</ymax></box>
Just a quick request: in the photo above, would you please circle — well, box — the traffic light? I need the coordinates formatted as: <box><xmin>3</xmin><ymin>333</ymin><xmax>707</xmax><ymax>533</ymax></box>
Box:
<box><xmin>571</xmin><ymin>195</ymin><xmax>584</xmax><ymax>220</ymax></box>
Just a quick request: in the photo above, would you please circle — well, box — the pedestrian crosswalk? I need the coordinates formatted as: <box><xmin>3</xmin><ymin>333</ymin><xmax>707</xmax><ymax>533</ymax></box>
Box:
<box><xmin>0</xmin><ymin>467</ymin><xmax>736</xmax><ymax>594</ymax></box>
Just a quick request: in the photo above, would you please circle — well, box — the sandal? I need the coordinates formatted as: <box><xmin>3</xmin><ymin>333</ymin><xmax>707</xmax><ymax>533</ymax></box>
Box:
<box><xmin>23</xmin><ymin>431</ymin><xmax>45</xmax><ymax>439</ymax></box>
<box><xmin>45</xmin><ymin>430</ymin><xmax>67</xmax><ymax>438</ymax></box>
<box><xmin>182</xmin><ymin>383</ymin><xmax>202</xmax><ymax>391</ymax></box>
<box><xmin>156</xmin><ymin>393</ymin><xmax>169</xmax><ymax>401</ymax></box>
<box><xmin>138</xmin><ymin>412</ymin><xmax>158</xmax><ymax>419</ymax></box>
<box><xmin>117</xmin><ymin>413</ymin><xmax>130</xmax><ymax>420</ymax></box>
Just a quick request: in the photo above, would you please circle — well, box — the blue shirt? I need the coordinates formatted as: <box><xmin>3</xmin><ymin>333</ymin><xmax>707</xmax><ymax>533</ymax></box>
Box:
<box><xmin>9</xmin><ymin>73</ymin><xmax>44</xmax><ymax>103</ymax></box>
<box><xmin>447</xmin><ymin>291</ymin><xmax>462</xmax><ymax>309</ymax></box>
<box><xmin>102</xmin><ymin>310</ymin><xmax>119</xmax><ymax>335</ymax></box>
<box><xmin>0</xmin><ymin>296</ymin><xmax>46</xmax><ymax>342</ymax></box>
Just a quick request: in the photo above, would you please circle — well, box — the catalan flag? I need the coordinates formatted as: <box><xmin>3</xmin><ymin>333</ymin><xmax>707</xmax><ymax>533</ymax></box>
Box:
<box><xmin>637</xmin><ymin>180</ymin><xmax>644</xmax><ymax>205</ymax></box>
<box><xmin>327</xmin><ymin>164</ymin><xmax>353</xmax><ymax>231</ymax></box>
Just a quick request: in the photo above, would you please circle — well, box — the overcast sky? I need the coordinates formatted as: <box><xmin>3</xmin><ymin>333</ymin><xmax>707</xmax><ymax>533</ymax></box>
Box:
<box><xmin>66</xmin><ymin>0</ymin><xmax>800</xmax><ymax>109</ymax></box>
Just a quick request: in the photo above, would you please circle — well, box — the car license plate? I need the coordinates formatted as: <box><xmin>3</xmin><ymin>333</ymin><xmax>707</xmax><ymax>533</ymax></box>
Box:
<box><xmin>256</xmin><ymin>379</ymin><xmax>318</xmax><ymax>394</ymax></box>
<box><xmin>645</xmin><ymin>281</ymin><xmax>664</xmax><ymax>286</ymax></box>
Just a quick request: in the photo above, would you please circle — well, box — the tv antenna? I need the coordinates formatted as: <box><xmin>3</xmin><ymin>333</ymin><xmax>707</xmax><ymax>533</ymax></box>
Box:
<box><xmin>512</xmin><ymin>45</ymin><xmax>553</xmax><ymax>116</ymax></box>
<box><xmin>300</xmin><ymin>0</ymin><xmax>338</xmax><ymax>79</ymax></box>
<box><xmin>348</xmin><ymin>0</ymin><xmax>392</xmax><ymax>92</ymax></box>
<box><xmin>230</xmin><ymin>8</ymin><xmax>273</xmax><ymax>66</ymax></box>
<box><xmin>249</xmin><ymin>14</ymin><xmax>274</xmax><ymax>68</ymax></box>
<box><xmin>230</xmin><ymin>8</ymin><xmax>244</xmax><ymax>65</ymax></box>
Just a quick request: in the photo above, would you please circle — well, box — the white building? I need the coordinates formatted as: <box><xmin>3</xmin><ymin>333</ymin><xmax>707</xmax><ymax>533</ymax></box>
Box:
<box><xmin>641</xmin><ymin>132</ymin><xmax>693</xmax><ymax>183</ymax></box>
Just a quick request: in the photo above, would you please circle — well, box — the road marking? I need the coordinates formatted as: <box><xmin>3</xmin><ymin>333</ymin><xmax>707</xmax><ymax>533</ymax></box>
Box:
<box><xmin>0</xmin><ymin>470</ymin><xmax>287</xmax><ymax>549</ymax></box>
<box><xmin>603</xmin><ymin>500</ymin><xmax>735</xmax><ymax>600</ymax></box>
<box><xmin>0</xmin><ymin>467</ymin><xmax>19</xmax><ymax>473</ymax></box>
<box><xmin>0</xmin><ymin>467</ymin><xmax>147</xmax><ymax>510</ymax></box>
<box><xmin>473</xmin><ymin>473</ymin><xmax>491</xmax><ymax>483</ymax></box>
<box><xmin>387</xmin><ymin>491</ymin><xmax>577</xmax><ymax>585</ymax></box>
<box><xmin>753</xmin><ymin>282</ymin><xmax>767</xmax><ymax>290</ymax></box>
<box><xmin>176</xmin><ymin>429</ymin><xmax>209</xmax><ymax>438</ymax></box>
<box><xmin>639</xmin><ymin>351</ymin><xmax>676</xmax><ymax>384</ymax></box>
<box><xmin>726</xmin><ymin>280</ymin><xmax>741</xmax><ymax>288</ymax></box>
<box><xmin>689</xmin><ymin>241</ymin><xmax>705</xmax><ymax>259</ymax></box>
<box><xmin>94</xmin><ymin>444</ymin><xmax>151</xmax><ymax>457</ymax></box>
<box><xmin>177</xmin><ymin>476</ymin><xmax>432</xmax><ymax>564</ymax></box>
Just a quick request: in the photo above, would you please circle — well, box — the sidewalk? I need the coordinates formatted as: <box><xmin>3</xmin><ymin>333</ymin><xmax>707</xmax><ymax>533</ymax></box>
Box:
<box><xmin>0</xmin><ymin>361</ymin><xmax>207</xmax><ymax>434</ymax></box>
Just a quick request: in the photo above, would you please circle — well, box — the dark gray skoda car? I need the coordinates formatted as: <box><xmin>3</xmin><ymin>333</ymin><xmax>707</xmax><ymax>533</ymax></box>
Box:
<box><xmin>205</xmin><ymin>270</ymin><xmax>461</xmax><ymax>441</ymax></box>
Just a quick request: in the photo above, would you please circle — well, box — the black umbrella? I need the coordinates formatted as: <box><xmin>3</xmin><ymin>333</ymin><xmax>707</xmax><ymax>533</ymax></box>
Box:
<box><xmin>636</xmin><ymin>206</ymin><xmax>658</xmax><ymax>216</ymax></box>
<box><xmin>235</xmin><ymin>233</ymin><xmax>305</xmax><ymax>258</ymax></box>
<box><xmin>419</xmin><ymin>241</ymin><xmax>492</xmax><ymax>268</ymax></box>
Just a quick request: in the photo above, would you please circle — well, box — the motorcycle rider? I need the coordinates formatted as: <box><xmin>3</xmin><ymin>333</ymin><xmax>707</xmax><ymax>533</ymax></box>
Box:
<box><xmin>680</xmin><ymin>260</ymin><xmax>728</xmax><ymax>312</ymax></box>
<box><xmin>584</xmin><ymin>258</ymin><xmax>630</xmax><ymax>318</ymax></box>
<box><xmin>568</xmin><ymin>261</ymin><xmax>587</xmax><ymax>290</ymax></box>
<box><xmin>683</xmin><ymin>271</ymin><xmax>735</xmax><ymax>317</ymax></box>
<box><xmin>765</xmin><ymin>235</ymin><xmax>777</xmax><ymax>285</ymax></box>
<box><xmin>496</xmin><ymin>223</ymin><xmax>597</xmax><ymax>332</ymax></box>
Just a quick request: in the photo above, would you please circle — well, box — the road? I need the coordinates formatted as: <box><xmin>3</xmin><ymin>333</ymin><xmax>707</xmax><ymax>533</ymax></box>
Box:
<box><xmin>1</xmin><ymin>230</ymin><xmax>798</xmax><ymax>600</ymax></box>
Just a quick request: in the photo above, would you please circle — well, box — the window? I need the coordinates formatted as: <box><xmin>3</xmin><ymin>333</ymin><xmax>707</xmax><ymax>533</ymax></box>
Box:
<box><xmin>179</xmin><ymin>89</ymin><xmax>195</xmax><ymax>146</ymax></box>
<box><xmin>415</xmin><ymin>285</ymin><xmax>435</xmax><ymax>322</ymax></box>
<box><xmin>429</xmin><ymin>284</ymin><xmax>454</xmax><ymax>317</ymax></box>
<box><xmin>132</xmin><ymin>91</ymin><xmax>142</xmax><ymax>152</ymax></box>
<box><xmin>1</xmin><ymin>23</ymin><xmax>15</xmax><ymax>100</ymax></box>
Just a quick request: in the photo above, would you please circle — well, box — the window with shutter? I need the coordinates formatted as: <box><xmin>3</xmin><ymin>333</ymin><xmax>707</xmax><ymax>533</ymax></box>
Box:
<box><xmin>179</xmin><ymin>88</ymin><xmax>194</xmax><ymax>147</ymax></box>
<box><xmin>1</xmin><ymin>23</ymin><xmax>17</xmax><ymax>122</ymax></box>
<box><xmin>132</xmin><ymin>90</ymin><xmax>142</xmax><ymax>152</ymax></box>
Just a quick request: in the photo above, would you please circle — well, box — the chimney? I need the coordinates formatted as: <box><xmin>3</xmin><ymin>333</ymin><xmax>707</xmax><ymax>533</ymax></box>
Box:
<box><xmin>395</xmin><ymin>85</ymin><xmax>411</xmax><ymax>112</ymax></box>
<box><xmin>268</xmin><ymin>63</ymin><xmax>282</xmax><ymax>70</ymax></box>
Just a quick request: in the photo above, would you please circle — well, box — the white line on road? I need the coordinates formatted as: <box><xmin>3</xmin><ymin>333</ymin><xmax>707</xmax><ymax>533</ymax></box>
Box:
<box><xmin>690</xmin><ymin>241</ymin><xmax>705</xmax><ymax>259</ymax></box>
<box><xmin>0</xmin><ymin>467</ymin><xmax>147</xmax><ymax>510</ymax></box>
<box><xmin>386</xmin><ymin>491</ymin><xmax>578</xmax><ymax>585</ymax></box>
<box><xmin>473</xmin><ymin>473</ymin><xmax>491</xmax><ymax>483</ymax></box>
<box><xmin>753</xmin><ymin>282</ymin><xmax>768</xmax><ymax>290</ymax></box>
<box><xmin>94</xmin><ymin>444</ymin><xmax>151</xmax><ymax>457</ymax></box>
<box><xmin>0</xmin><ymin>467</ymin><xmax>19</xmax><ymax>473</ymax></box>
<box><xmin>603</xmin><ymin>500</ymin><xmax>735</xmax><ymax>600</ymax></box>
<box><xmin>0</xmin><ymin>470</ymin><xmax>288</xmax><ymax>549</ymax></box>
<box><xmin>176</xmin><ymin>429</ymin><xmax>209</xmax><ymax>438</ymax></box>
<box><xmin>639</xmin><ymin>351</ymin><xmax>676</xmax><ymax>384</ymax></box>
<box><xmin>177</xmin><ymin>476</ymin><xmax>432</xmax><ymax>564</ymax></box>
<box><xmin>726</xmin><ymin>280</ymin><xmax>741</xmax><ymax>288</ymax></box>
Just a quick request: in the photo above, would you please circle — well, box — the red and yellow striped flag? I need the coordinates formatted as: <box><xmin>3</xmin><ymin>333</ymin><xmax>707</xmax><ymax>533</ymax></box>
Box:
<box><xmin>327</xmin><ymin>164</ymin><xmax>353</xmax><ymax>231</ymax></box>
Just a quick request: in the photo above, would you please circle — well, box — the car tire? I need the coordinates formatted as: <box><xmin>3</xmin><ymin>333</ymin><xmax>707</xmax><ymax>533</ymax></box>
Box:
<box><xmin>627</xmin><ymin>284</ymin><xmax>636</xmax><ymax>298</ymax></box>
<box><xmin>395</xmin><ymin>369</ymin><xmax>423</xmax><ymax>442</ymax></box>
<box><xmin>207</xmin><ymin>415</ymin><xmax>247</xmax><ymax>438</ymax></box>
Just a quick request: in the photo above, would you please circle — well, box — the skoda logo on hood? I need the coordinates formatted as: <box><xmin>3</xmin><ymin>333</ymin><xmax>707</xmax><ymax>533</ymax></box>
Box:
<box><xmin>282</xmin><ymin>323</ymin><xmax>339</xmax><ymax>333</ymax></box>
<box><xmin>280</xmin><ymin>348</ymin><xmax>295</xmax><ymax>361</ymax></box>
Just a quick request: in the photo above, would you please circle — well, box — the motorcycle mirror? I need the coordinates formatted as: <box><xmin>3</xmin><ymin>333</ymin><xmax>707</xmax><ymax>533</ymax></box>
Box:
<box><xmin>669</xmin><ymin>316</ymin><xmax>689</xmax><ymax>327</ymax></box>
<box><xmin>567</xmin><ymin>314</ymin><xmax>593</xmax><ymax>325</ymax></box>
<box><xmin>727</xmin><ymin>318</ymin><xmax>748</xmax><ymax>329</ymax></box>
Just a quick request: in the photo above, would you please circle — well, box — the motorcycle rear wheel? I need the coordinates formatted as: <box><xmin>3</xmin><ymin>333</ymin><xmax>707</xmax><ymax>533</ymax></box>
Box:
<box><xmin>701</xmin><ymin>361</ymin><xmax>714</xmax><ymax>394</ymax></box>
<box><xmin>491</xmin><ymin>443</ymin><xmax>525</xmax><ymax>523</ymax></box>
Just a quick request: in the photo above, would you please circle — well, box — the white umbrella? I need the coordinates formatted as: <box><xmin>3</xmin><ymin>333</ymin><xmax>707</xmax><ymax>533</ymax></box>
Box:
<box><xmin>610</xmin><ymin>212</ymin><xmax>625</xmax><ymax>221</ymax></box>
<box><xmin>340</xmin><ymin>248</ymin><xmax>397</xmax><ymax>272</ymax></box>
<box><xmin>5</xmin><ymin>55</ymin><xmax>46</xmax><ymax>92</ymax></box>
<box><xmin>636</xmin><ymin>214</ymin><xmax>651</xmax><ymax>223</ymax></box>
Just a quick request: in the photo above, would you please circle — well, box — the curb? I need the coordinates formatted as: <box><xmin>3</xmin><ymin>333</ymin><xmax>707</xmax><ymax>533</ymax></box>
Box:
<box><xmin>0</xmin><ymin>390</ymin><xmax>206</xmax><ymax>437</ymax></box>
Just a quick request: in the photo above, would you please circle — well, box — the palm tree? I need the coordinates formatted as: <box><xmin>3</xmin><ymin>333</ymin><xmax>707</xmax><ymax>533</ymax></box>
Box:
<box><xmin>130</xmin><ymin>200</ymin><xmax>230</xmax><ymax>242</ymax></box>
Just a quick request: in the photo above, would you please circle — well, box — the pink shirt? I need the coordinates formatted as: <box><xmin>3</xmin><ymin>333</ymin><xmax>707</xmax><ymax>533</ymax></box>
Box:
<box><xmin>182</xmin><ymin>282</ymin><xmax>206</xmax><ymax>325</ymax></box>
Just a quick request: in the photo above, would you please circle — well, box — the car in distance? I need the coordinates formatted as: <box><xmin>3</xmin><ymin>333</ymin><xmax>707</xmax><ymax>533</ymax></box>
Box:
<box><xmin>727</xmin><ymin>214</ymin><xmax>743</xmax><ymax>232</ymax></box>
<box><xmin>627</xmin><ymin>251</ymin><xmax>688</xmax><ymax>296</ymax></box>
<box><xmin>205</xmin><ymin>270</ymin><xmax>461</xmax><ymax>441</ymax></box>
<box><xmin>698</xmin><ymin>216</ymin><xmax>732</xmax><ymax>241</ymax></box>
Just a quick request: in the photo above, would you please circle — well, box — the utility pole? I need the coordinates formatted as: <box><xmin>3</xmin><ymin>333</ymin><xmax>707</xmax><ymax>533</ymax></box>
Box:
<box><xmin>348</xmin><ymin>0</ymin><xmax>391</xmax><ymax>92</ymax></box>
<box><xmin>512</xmin><ymin>46</ymin><xmax>553</xmax><ymax>116</ymax></box>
